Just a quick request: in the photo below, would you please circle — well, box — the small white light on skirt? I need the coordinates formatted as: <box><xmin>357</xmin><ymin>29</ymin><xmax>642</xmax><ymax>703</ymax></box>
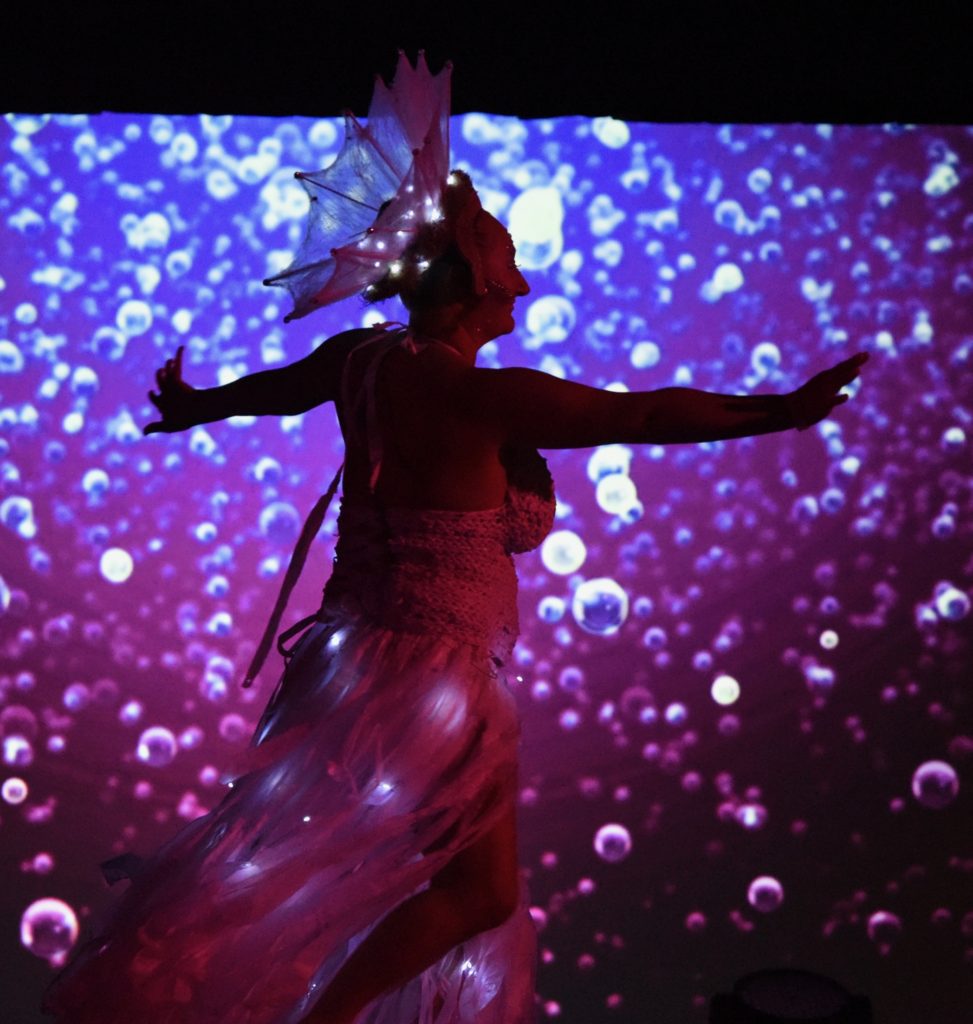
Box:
<box><xmin>376</xmin><ymin>241</ymin><xmax>386</xmax><ymax>250</ymax></box>
<box><xmin>303</xmin><ymin>815</ymin><xmax>311</xmax><ymax>823</ymax></box>
<box><xmin>390</xmin><ymin>261</ymin><xmax>403</xmax><ymax>276</ymax></box>
<box><xmin>417</xmin><ymin>260</ymin><xmax>430</xmax><ymax>272</ymax></box>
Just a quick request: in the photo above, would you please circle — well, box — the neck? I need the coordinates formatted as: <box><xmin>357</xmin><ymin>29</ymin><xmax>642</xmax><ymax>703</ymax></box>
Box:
<box><xmin>408</xmin><ymin>315</ymin><xmax>484</xmax><ymax>366</ymax></box>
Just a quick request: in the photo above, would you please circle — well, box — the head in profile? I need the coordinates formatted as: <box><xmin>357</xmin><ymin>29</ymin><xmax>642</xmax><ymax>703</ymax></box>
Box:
<box><xmin>366</xmin><ymin>170</ymin><xmax>530</xmax><ymax>349</ymax></box>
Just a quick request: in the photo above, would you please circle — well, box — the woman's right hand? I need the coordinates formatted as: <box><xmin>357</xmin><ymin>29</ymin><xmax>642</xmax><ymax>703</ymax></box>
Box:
<box><xmin>144</xmin><ymin>345</ymin><xmax>200</xmax><ymax>435</ymax></box>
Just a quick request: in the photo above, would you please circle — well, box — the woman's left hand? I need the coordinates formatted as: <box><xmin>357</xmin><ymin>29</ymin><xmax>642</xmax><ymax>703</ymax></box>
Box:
<box><xmin>786</xmin><ymin>352</ymin><xmax>869</xmax><ymax>430</ymax></box>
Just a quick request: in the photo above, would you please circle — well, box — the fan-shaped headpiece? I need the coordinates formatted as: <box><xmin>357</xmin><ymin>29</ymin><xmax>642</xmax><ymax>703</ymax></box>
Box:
<box><xmin>264</xmin><ymin>52</ymin><xmax>456</xmax><ymax>321</ymax></box>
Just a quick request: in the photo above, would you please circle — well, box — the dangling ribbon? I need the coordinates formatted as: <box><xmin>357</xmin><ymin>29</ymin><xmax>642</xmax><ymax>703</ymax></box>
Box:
<box><xmin>242</xmin><ymin>462</ymin><xmax>344</xmax><ymax>689</ymax></box>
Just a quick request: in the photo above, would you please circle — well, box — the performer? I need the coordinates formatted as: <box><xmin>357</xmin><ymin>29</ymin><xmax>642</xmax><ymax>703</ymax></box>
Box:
<box><xmin>41</xmin><ymin>55</ymin><xmax>866</xmax><ymax>1024</ymax></box>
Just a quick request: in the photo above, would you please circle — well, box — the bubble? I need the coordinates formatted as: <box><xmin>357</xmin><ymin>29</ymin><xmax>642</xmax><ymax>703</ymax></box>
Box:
<box><xmin>537</xmin><ymin>596</ymin><xmax>566</xmax><ymax>623</ymax></box>
<box><xmin>2</xmin><ymin>777</ymin><xmax>28</xmax><ymax>804</ymax></box>
<box><xmin>1</xmin><ymin>496</ymin><xmax>37</xmax><ymax>539</ymax></box>
<box><xmin>750</xmin><ymin>341</ymin><xmax>781</xmax><ymax>376</ymax></box>
<box><xmin>867</xmin><ymin>910</ymin><xmax>902</xmax><ymax>949</ymax></box>
<box><xmin>259</xmin><ymin>501</ymin><xmax>300</xmax><ymax>545</ymax></box>
<box><xmin>63</xmin><ymin>682</ymin><xmax>90</xmax><ymax>711</ymax></box>
<box><xmin>219</xmin><ymin>713</ymin><xmax>249</xmax><ymax>743</ymax></box>
<box><xmin>592</xmin><ymin>117</ymin><xmax>630</xmax><ymax>149</ymax></box>
<box><xmin>596</xmin><ymin>474</ymin><xmax>638</xmax><ymax>515</ymax></box>
<box><xmin>115</xmin><ymin>299</ymin><xmax>153</xmax><ymax>336</ymax></box>
<box><xmin>1</xmin><ymin>704</ymin><xmax>38</xmax><ymax>740</ymax></box>
<box><xmin>5</xmin><ymin>113</ymin><xmax>51</xmax><ymax>135</ymax></box>
<box><xmin>820</xmin><ymin>630</ymin><xmax>839</xmax><ymax>649</ymax></box>
<box><xmin>593</xmin><ymin>823</ymin><xmax>632</xmax><ymax>863</ymax></box>
<box><xmin>525</xmin><ymin>295</ymin><xmax>576</xmax><ymax>345</ymax></box>
<box><xmin>747</xmin><ymin>167</ymin><xmax>773</xmax><ymax>193</ymax></box>
<box><xmin>136</xmin><ymin>726</ymin><xmax>178</xmax><ymax>767</ymax></box>
<box><xmin>3</xmin><ymin>732</ymin><xmax>32</xmax><ymax>766</ymax></box>
<box><xmin>711</xmin><ymin>674</ymin><xmax>740</xmax><ymax>705</ymax></box>
<box><xmin>713</xmin><ymin>262</ymin><xmax>744</xmax><ymax>293</ymax></box>
<box><xmin>0</xmin><ymin>339</ymin><xmax>25</xmax><ymax>373</ymax></box>
<box><xmin>508</xmin><ymin>186</ymin><xmax>564</xmax><ymax>271</ymax></box>
<box><xmin>20</xmin><ymin>898</ymin><xmax>79</xmax><ymax>962</ymax></box>
<box><xmin>911</xmin><ymin>760</ymin><xmax>959</xmax><ymax>809</ymax></box>
<box><xmin>586</xmin><ymin>445</ymin><xmax>633</xmax><ymax>482</ymax></box>
<box><xmin>100</xmin><ymin>547</ymin><xmax>134</xmax><ymax>583</ymax></box>
<box><xmin>747</xmin><ymin>875</ymin><xmax>784</xmax><ymax>913</ymax></box>
<box><xmin>933</xmin><ymin>584</ymin><xmax>970</xmax><ymax>621</ymax></box>
<box><xmin>572</xmin><ymin>578</ymin><xmax>628</xmax><ymax>636</ymax></box>
<box><xmin>630</xmin><ymin>340</ymin><xmax>661</xmax><ymax>369</ymax></box>
<box><xmin>923</xmin><ymin>163</ymin><xmax>959</xmax><ymax>197</ymax></box>
<box><xmin>540</xmin><ymin>530</ymin><xmax>586</xmax><ymax>575</ymax></box>
<box><xmin>735</xmin><ymin>803</ymin><xmax>768</xmax><ymax>830</ymax></box>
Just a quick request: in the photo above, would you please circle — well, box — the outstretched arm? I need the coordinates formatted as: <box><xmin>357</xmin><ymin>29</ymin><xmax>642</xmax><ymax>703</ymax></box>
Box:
<box><xmin>455</xmin><ymin>353</ymin><xmax>868</xmax><ymax>449</ymax></box>
<box><xmin>143</xmin><ymin>329</ymin><xmax>371</xmax><ymax>435</ymax></box>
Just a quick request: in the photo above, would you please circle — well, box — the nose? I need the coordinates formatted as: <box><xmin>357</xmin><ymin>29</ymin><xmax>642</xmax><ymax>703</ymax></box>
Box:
<box><xmin>516</xmin><ymin>270</ymin><xmax>530</xmax><ymax>297</ymax></box>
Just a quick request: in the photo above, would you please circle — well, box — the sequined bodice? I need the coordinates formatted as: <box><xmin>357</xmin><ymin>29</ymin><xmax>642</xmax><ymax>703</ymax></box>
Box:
<box><xmin>323</xmin><ymin>447</ymin><xmax>554</xmax><ymax>666</ymax></box>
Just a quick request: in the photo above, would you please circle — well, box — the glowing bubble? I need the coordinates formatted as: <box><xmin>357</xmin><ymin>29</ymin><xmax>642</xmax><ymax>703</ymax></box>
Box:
<box><xmin>1</xmin><ymin>496</ymin><xmax>36</xmax><ymax>539</ymax></box>
<box><xmin>592</xmin><ymin>116</ymin><xmax>630</xmax><ymax>148</ymax></box>
<box><xmin>596</xmin><ymin>473</ymin><xmax>638</xmax><ymax>515</ymax></box>
<box><xmin>923</xmin><ymin>163</ymin><xmax>959</xmax><ymax>197</ymax></box>
<box><xmin>631</xmin><ymin>340</ymin><xmax>661</xmax><ymax>369</ymax></box>
<box><xmin>537</xmin><ymin>596</ymin><xmax>566</xmax><ymax>623</ymax></box>
<box><xmin>219</xmin><ymin>714</ymin><xmax>249</xmax><ymax>743</ymax></box>
<box><xmin>5</xmin><ymin>113</ymin><xmax>51</xmax><ymax>135</ymax></box>
<box><xmin>136</xmin><ymin>726</ymin><xmax>178</xmax><ymax>767</ymax></box>
<box><xmin>0</xmin><ymin>339</ymin><xmax>25</xmax><ymax>373</ymax></box>
<box><xmin>587</xmin><ymin>445</ymin><xmax>633</xmax><ymax>482</ymax></box>
<box><xmin>508</xmin><ymin>186</ymin><xmax>564</xmax><ymax>271</ymax></box>
<box><xmin>911</xmin><ymin>760</ymin><xmax>959</xmax><ymax>809</ymax></box>
<box><xmin>1</xmin><ymin>704</ymin><xmax>38</xmax><ymax>740</ymax></box>
<box><xmin>747</xmin><ymin>167</ymin><xmax>773</xmax><ymax>193</ymax></box>
<box><xmin>33</xmin><ymin>852</ymin><xmax>54</xmax><ymax>874</ymax></box>
<box><xmin>933</xmin><ymin>584</ymin><xmax>970</xmax><ymax>621</ymax></box>
<box><xmin>804</xmin><ymin>664</ymin><xmax>835</xmax><ymax>695</ymax></box>
<box><xmin>593</xmin><ymin>823</ymin><xmax>632</xmax><ymax>863</ymax></box>
<box><xmin>747</xmin><ymin>875</ymin><xmax>784</xmax><ymax>913</ymax></box>
<box><xmin>713</xmin><ymin>262</ymin><xmax>744</xmax><ymax>293</ymax></box>
<box><xmin>572</xmin><ymin>577</ymin><xmax>629</xmax><ymax>635</ymax></box>
<box><xmin>735</xmin><ymin>803</ymin><xmax>768</xmax><ymax>830</ymax></box>
<box><xmin>711</xmin><ymin>674</ymin><xmax>740</xmax><ymax>705</ymax></box>
<box><xmin>4</xmin><ymin>735</ymin><xmax>33</xmax><ymax>767</ymax></box>
<box><xmin>525</xmin><ymin>295</ymin><xmax>576</xmax><ymax>344</ymax></box>
<box><xmin>558</xmin><ymin>709</ymin><xmax>581</xmax><ymax>731</ymax></box>
<box><xmin>750</xmin><ymin>341</ymin><xmax>781</xmax><ymax>376</ymax></box>
<box><xmin>99</xmin><ymin>547</ymin><xmax>133</xmax><ymax>583</ymax></box>
<box><xmin>20</xmin><ymin>898</ymin><xmax>79</xmax><ymax>962</ymax></box>
<box><xmin>259</xmin><ymin>501</ymin><xmax>300</xmax><ymax>545</ymax></box>
<box><xmin>115</xmin><ymin>299</ymin><xmax>153</xmax><ymax>336</ymax></box>
<box><xmin>540</xmin><ymin>530</ymin><xmax>586</xmax><ymax>575</ymax></box>
<box><xmin>867</xmin><ymin>910</ymin><xmax>902</xmax><ymax>947</ymax></box>
<box><xmin>2</xmin><ymin>777</ymin><xmax>28</xmax><ymax>804</ymax></box>
<box><xmin>820</xmin><ymin>630</ymin><xmax>839</xmax><ymax>649</ymax></box>
<box><xmin>62</xmin><ymin>683</ymin><xmax>90</xmax><ymax>711</ymax></box>
<box><xmin>206</xmin><ymin>168</ymin><xmax>238</xmax><ymax>200</ymax></box>
<box><xmin>664</xmin><ymin>702</ymin><xmax>687</xmax><ymax>725</ymax></box>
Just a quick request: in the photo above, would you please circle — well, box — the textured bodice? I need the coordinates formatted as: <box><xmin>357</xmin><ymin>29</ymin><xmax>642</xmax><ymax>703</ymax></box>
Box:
<box><xmin>322</xmin><ymin>444</ymin><xmax>555</xmax><ymax>666</ymax></box>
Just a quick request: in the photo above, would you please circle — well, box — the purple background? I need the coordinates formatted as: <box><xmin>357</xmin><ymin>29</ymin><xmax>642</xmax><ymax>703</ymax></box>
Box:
<box><xmin>1</xmin><ymin>113</ymin><xmax>972</xmax><ymax>1021</ymax></box>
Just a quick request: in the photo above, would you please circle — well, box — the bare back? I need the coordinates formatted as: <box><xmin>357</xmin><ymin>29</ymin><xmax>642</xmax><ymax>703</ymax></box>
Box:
<box><xmin>337</xmin><ymin>339</ymin><xmax>508</xmax><ymax>511</ymax></box>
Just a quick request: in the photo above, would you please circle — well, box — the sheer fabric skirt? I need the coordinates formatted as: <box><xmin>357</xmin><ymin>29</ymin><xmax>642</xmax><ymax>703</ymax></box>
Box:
<box><xmin>41</xmin><ymin>613</ymin><xmax>538</xmax><ymax>1023</ymax></box>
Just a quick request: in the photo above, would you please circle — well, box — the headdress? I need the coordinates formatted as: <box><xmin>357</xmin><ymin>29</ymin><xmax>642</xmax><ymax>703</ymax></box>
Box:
<box><xmin>264</xmin><ymin>52</ymin><xmax>484</xmax><ymax>321</ymax></box>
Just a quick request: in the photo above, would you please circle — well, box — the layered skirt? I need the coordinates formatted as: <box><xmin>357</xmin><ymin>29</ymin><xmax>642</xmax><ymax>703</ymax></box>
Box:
<box><xmin>41</xmin><ymin>612</ymin><xmax>537</xmax><ymax>1023</ymax></box>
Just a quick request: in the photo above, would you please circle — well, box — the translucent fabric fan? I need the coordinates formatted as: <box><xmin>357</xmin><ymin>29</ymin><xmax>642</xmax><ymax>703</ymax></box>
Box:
<box><xmin>264</xmin><ymin>51</ymin><xmax>452</xmax><ymax>322</ymax></box>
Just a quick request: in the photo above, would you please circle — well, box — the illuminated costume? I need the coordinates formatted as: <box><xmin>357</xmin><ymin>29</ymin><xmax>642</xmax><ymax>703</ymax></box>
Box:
<box><xmin>42</xmin><ymin>55</ymin><xmax>552</xmax><ymax>1024</ymax></box>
